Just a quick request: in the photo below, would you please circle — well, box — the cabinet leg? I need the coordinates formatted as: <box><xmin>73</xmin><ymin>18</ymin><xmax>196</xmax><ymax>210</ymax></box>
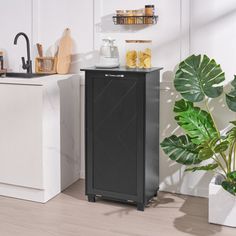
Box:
<box><xmin>88</xmin><ymin>194</ymin><xmax>96</xmax><ymax>202</ymax></box>
<box><xmin>137</xmin><ymin>203</ymin><xmax>145</xmax><ymax>211</ymax></box>
<box><xmin>154</xmin><ymin>187</ymin><xmax>159</xmax><ymax>197</ymax></box>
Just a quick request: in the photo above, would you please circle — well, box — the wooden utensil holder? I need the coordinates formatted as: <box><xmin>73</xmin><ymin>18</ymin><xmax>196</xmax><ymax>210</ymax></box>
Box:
<box><xmin>35</xmin><ymin>57</ymin><xmax>57</xmax><ymax>74</ymax></box>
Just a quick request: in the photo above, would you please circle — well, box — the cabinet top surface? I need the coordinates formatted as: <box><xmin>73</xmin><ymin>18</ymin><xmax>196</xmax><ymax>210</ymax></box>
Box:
<box><xmin>81</xmin><ymin>66</ymin><xmax>163</xmax><ymax>74</ymax></box>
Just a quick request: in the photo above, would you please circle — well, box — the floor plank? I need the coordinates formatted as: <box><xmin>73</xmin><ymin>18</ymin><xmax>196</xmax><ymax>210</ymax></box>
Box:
<box><xmin>0</xmin><ymin>180</ymin><xmax>235</xmax><ymax>236</ymax></box>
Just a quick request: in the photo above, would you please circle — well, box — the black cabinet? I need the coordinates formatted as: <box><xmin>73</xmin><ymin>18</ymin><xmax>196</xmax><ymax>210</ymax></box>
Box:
<box><xmin>81</xmin><ymin>67</ymin><xmax>162</xmax><ymax>211</ymax></box>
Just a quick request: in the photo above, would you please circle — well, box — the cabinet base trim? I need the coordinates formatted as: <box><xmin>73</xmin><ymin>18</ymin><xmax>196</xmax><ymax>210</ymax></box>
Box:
<box><xmin>0</xmin><ymin>182</ymin><xmax>60</xmax><ymax>203</ymax></box>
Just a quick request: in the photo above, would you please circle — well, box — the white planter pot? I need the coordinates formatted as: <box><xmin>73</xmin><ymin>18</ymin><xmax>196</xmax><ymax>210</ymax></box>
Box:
<box><xmin>209</xmin><ymin>176</ymin><xmax>236</xmax><ymax>227</ymax></box>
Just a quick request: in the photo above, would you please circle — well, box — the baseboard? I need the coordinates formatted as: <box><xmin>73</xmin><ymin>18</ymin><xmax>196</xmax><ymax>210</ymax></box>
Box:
<box><xmin>80</xmin><ymin>170</ymin><xmax>85</xmax><ymax>179</ymax></box>
<box><xmin>0</xmin><ymin>182</ymin><xmax>47</xmax><ymax>203</ymax></box>
<box><xmin>160</xmin><ymin>185</ymin><xmax>209</xmax><ymax>198</ymax></box>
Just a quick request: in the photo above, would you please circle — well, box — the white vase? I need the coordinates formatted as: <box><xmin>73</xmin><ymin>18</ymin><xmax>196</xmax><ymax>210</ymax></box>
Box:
<box><xmin>209</xmin><ymin>176</ymin><xmax>236</xmax><ymax>227</ymax></box>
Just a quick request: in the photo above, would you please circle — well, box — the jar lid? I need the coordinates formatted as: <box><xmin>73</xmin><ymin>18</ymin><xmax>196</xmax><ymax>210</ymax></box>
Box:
<box><xmin>116</xmin><ymin>10</ymin><xmax>125</xmax><ymax>13</ymax></box>
<box><xmin>125</xmin><ymin>40</ymin><xmax>152</xmax><ymax>43</ymax></box>
<box><xmin>145</xmin><ymin>5</ymin><xmax>155</xmax><ymax>8</ymax></box>
<box><xmin>133</xmin><ymin>9</ymin><xmax>144</xmax><ymax>16</ymax></box>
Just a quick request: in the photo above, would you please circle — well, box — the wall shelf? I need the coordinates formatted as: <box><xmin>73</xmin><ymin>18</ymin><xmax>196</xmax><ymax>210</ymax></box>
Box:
<box><xmin>112</xmin><ymin>15</ymin><xmax>158</xmax><ymax>25</ymax></box>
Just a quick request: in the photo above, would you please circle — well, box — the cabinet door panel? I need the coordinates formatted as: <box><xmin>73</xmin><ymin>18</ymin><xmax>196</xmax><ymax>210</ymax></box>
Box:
<box><xmin>88</xmin><ymin>76</ymin><xmax>143</xmax><ymax>196</ymax></box>
<box><xmin>0</xmin><ymin>84</ymin><xmax>43</xmax><ymax>189</ymax></box>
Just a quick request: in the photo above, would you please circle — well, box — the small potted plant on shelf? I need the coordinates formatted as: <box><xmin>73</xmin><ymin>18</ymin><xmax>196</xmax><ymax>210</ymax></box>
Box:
<box><xmin>161</xmin><ymin>54</ymin><xmax>236</xmax><ymax>227</ymax></box>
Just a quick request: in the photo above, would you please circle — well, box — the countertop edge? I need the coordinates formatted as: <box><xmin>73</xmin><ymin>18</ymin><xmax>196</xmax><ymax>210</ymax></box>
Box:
<box><xmin>0</xmin><ymin>73</ymin><xmax>82</xmax><ymax>86</ymax></box>
<box><xmin>80</xmin><ymin>67</ymin><xmax>163</xmax><ymax>73</ymax></box>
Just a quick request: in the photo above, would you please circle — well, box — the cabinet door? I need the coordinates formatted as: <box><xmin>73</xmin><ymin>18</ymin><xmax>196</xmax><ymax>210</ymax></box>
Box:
<box><xmin>0</xmin><ymin>84</ymin><xmax>43</xmax><ymax>189</ymax></box>
<box><xmin>86</xmin><ymin>72</ymin><xmax>144</xmax><ymax>200</ymax></box>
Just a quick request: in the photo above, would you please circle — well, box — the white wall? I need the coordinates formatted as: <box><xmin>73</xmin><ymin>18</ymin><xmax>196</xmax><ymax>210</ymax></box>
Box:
<box><xmin>0</xmin><ymin>0</ymin><xmax>33</xmax><ymax>72</ymax></box>
<box><xmin>38</xmin><ymin>0</ymin><xmax>95</xmax><ymax>71</ymax></box>
<box><xmin>1</xmin><ymin>0</ymin><xmax>236</xmax><ymax>198</ymax></box>
<box><xmin>94</xmin><ymin>0</ymin><xmax>182</xmax><ymax>73</ymax></box>
<box><xmin>190</xmin><ymin>0</ymin><xmax>236</xmax><ymax>82</ymax></box>
<box><xmin>159</xmin><ymin>0</ymin><xmax>236</xmax><ymax>197</ymax></box>
<box><xmin>189</xmin><ymin>0</ymin><xmax>236</xmax><ymax>195</ymax></box>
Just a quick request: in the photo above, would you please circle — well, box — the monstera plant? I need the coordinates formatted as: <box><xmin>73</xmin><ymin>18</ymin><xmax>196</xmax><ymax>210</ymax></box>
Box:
<box><xmin>161</xmin><ymin>54</ymin><xmax>236</xmax><ymax>196</ymax></box>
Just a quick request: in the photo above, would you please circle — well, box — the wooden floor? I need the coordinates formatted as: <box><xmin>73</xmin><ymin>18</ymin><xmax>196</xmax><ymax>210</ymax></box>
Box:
<box><xmin>0</xmin><ymin>180</ymin><xmax>235</xmax><ymax>236</ymax></box>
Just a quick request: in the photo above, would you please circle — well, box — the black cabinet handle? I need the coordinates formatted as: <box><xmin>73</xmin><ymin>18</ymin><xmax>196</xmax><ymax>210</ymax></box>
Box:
<box><xmin>105</xmin><ymin>74</ymin><xmax>125</xmax><ymax>78</ymax></box>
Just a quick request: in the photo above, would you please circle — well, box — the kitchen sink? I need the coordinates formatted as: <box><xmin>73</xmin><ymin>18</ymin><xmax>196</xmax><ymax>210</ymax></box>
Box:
<box><xmin>6</xmin><ymin>72</ymin><xmax>50</xmax><ymax>78</ymax></box>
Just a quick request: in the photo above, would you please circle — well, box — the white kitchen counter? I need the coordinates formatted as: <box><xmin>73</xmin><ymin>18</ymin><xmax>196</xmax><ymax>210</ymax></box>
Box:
<box><xmin>0</xmin><ymin>74</ymin><xmax>81</xmax><ymax>203</ymax></box>
<box><xmin>0</xmin><ymin>74</ymin><xmax>75</xmax><ymax>85</ymax></box>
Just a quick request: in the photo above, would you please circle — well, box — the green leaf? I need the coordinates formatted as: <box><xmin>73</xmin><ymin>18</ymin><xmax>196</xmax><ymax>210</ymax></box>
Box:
<box><xmin>221</xmin><ymin>171</ymin><xmax>236</xmax><ymax>196</ymax></box>
<box><xmin>230</xmin><ymin>120</ymin><xmax>236</xmax><ymax>126</ymax></box>
<box><xmin>226</xmin><ymin>171</ymin><xmax>236</xmax><ymax>181</ymax></box>
<box><xmin>222</xmin><ymin>181</ymin><xmax>236</xmax><ymax>196</ymax></box>
<box><xmin>226</xmin><ymin>127</ymin><xmax>236</xmax><ymax>143</ymax></box>
<box><xmin>174</xmin><ymin>54</ymin><xmax>225</xmax><ymax>102</ymax></box>
<box><xmin>185</xmin><ymin>163</ymin><xmax>218</xmax><ymax>172</ymax></box>
<box><xmin>226</xmin><ymin>75</ymin><xmax>236</xmax><ymax>112</ymax></box>
<box><xmin>174</xmin><ymin>99</ymin><xmax>218</xmax><ymax>144</ymax></box>
<box><xmin>160</xmin><ymin>135</ymin><xmax>202</xmax><ymax>165</ymax></box>
<box><xmin>198</xmin><ymin>137</ymin><xmax>225</xmax><ymax>160</ymax></box>
<box><xmin>198</xmin><ymin>142</ymin><xmax>214</xmax><ymax>160</ymax></box>
<box><xmin>214</xmin><ymin>140</ymin><xmax>229</xmax><ymax>153</ymax></box>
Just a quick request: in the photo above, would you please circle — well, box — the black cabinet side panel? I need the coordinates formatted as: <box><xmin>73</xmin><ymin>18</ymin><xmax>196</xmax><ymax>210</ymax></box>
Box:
<box><xmin>85</xmin><ymin>73</ymin><xmax>94</xmax><ymax>195</ymax></box>
<box><xmin>145</xmin><ymin>71</ymin><xmax>160</xmax><ymax>202</ymax></box>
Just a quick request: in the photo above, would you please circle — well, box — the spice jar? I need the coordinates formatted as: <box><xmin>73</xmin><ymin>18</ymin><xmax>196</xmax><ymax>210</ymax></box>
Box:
<box><xmin>126</xmin><ymin>10</ymin><xmax>134</xmax><ymax>25</ymax></box>
<box><xmin>0</xmin><ymin>51</ymin><xmax>7</xmax><ymax>76</ymax></box>
<box><xmin>145</xmin><ymin>5</ymin><xmax>155</xmax><ymax>15</ymax></box>
<box><xmin>0</xmin><ymin>51</ymin><xmax>3</xmax><ymax>70</ymax></box>
<box><xmin>133</xmin><ymin>9</ymin><xmax>144</xmax><ymax>24</ymax></box>
<box><xmin>145</xmin><ymin>5</ymin><xmax>155</xmax><ymax>24</ymax></box>
<box><xmin>116</xmin><ymin>10</ymin><xmax>125</xmax><ymax>24</ymax></box>
<box><xmin>125</xmin><ymin>40</ymin><xmax>152</xmax><ymax>69</ymax></box>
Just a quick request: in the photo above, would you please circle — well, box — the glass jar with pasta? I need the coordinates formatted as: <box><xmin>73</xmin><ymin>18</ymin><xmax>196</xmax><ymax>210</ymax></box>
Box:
<box><xmin>125</xmin><ymin>40</ymin><xmax>152</xmax><ymax>69</ymax></box>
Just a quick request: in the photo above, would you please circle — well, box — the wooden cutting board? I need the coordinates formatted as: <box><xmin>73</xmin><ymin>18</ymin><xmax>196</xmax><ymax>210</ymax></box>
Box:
<box><xmin>56</xmin><ymin>28</ymin><xmax>72</xmax><ymax>74</ymax></box>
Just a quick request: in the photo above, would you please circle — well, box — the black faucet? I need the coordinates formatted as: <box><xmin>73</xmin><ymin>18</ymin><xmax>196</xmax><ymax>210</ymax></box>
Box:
<box><xmin>14</xmin><ymin>32</ymin><xmax>32</xmax><ymax>74</ymax></box>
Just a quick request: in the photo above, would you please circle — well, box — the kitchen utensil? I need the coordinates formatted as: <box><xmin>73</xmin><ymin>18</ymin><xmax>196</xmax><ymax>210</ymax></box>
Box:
<box><xmin>36</xmin><ymin>43</ymin><xmax>44</xmax><ymax>70</ymax></box>
<box><xmin>56</xmin><ymin>28</ymin><xmax>72</xmax><ymax>74</ymax></box>
<box><xmin>95</xmin><ymin>38</ymin><xmax>119</xmax><ymax>68</ymax></box>
<box><xmin>36</xmin><ymin>43</ymin><xmax>43</xmax><ymax>57</ymax></box>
